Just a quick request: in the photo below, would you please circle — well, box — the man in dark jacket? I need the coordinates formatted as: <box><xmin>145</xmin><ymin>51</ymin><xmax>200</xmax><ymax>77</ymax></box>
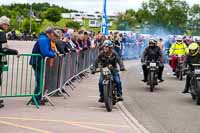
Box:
<box><xmin>92</xmin><ymin>40</ymin><xmax>126</xmax><ymax>102</ymax></box>
<box><xmin>183</xmin><ymin>43</ymin><xmax>200</xmax><ymax>93</ymax></box>
<box><xmin>141</xmin><ymin>38</ymin><xmax>164</xmax><ymax>82</ymax></box>
<box><xmin>30</xmin><ymin>27</ymin><xmax>56</xmax><ymax>105</ymax></box>
<box><xmin>0</xmin><ymin>16</ymin><xmax>18</xmax><ymax>108</ymax></box>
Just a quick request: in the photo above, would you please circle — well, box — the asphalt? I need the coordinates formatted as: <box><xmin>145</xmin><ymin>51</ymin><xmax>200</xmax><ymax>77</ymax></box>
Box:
<box><xmin>4</xmin><ymin>41</ymin><xmax>200</xmax><ymax>133</ymax></box>
<box><xmin>122</xmin><ymin>60</ymin><xmax>200</xmax><ymax>133</ymax></box>
<box><xmin>0</xmin><ymin>41</ymin><xmax>143</xmax><ymax>133</ymax></box>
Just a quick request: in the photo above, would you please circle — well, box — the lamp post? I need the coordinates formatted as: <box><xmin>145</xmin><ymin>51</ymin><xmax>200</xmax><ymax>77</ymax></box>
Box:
<box><xmin>29</xmin><ymin>3</ymin><xmax>32</xmax><ymax>33</ymax></box>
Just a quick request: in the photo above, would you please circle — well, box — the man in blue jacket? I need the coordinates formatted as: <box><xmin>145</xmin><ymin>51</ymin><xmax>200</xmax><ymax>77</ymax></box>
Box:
<box><xmin>30</xmin><ymin>27</ymin><xmax>57</xmax><ymax>105</ymax></box>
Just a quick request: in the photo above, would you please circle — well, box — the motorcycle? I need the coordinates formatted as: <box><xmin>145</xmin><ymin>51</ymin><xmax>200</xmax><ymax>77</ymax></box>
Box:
<box><xmin>91</xmin><ymin>66</ymin><xmax>122</xmax><ymax>112</ymax></box>
<box><xmin>146</xmin><ymin>60</ymin><xmax>159</xmax><ymax>92</ymax></box>
<box><xmin>187</xmin><ymin>64</ymin><xmax>200</xmax><ymax>105</ymax></box>
<box><xmin>175</xmin><ymin>55</ymin><xmax>185</xmax><ymax>80</ymax></box>
<box><xmin>101</xmin><ymin>67</ymin><xmax>119</xmax><ymax>112</ymax></box>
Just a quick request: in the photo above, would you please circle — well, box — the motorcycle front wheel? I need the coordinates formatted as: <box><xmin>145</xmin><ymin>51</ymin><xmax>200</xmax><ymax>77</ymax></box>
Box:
<box><xmin>103</xmin><ymin>83</ymin><xmax>113</xmax><ymax>112</ymax></box>
<box><xmin>149</xmin><ymin>71</ymin><xmax>155</xmax><ymax>92</ymax></box>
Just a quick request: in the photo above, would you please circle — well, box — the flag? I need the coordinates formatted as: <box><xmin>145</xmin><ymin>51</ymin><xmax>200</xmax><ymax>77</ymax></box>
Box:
<box><xmin>101</xmin><ymin>0</ymin><xmax>109</xmax><ymax>35</ymax></box>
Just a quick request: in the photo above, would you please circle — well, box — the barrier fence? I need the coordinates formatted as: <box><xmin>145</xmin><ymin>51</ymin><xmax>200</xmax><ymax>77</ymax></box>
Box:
<box><xmin>0</xmin><ymin>54</ymin><xmax>44</xmax><ymax>108</ymax></box>
<box><xmin>0</xmin><ymin>48</ymin><xmax>98</xmax><ymax>108</ymax></box>
<box><xmin>43</xmin><ymin>49</ymin><xmax>98</xmax><ymax>105</ymax></box>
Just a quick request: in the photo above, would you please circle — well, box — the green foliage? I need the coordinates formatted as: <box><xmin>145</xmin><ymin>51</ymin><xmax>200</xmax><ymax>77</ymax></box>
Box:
<box><xmin>66</xmin><ymin>21</ymin><xmax>81</xmax><ymax>30</ymax></box>
<box><xmin>56</xmin><ymin>19</ymin><xmax>72</xmax><ymax>28</ymax></box>
<box><xmin>21</xmin><ymin>18</ymin><xmax>39</xmax><ymax>33</ymax></box>
<box><xmin>0</xmin><ymin>3</ymin><xmax>77</xmax><ymax>34</ymax></box>
<box><xmin>39</xmin><ymin>19</ymin><xmax>54</xmax><ymax>33</ymax></box>
<box><xmin>115</xmin><ymin>0</ymin><xmax>196</xmax><ymax>34</ymax></box>
<box><xmin>116</xmin><ymin>9</ymin><xmax>137</xmax><ymax>30</ymax></box>
<box><xmin>43</xmin><ymin>8</ymin><xmax>62</xmax><ymax>23</ymax></box>
<box><xmin>188</xmin><ymin>4</ymin><xmax>200</xmax><ymax>35</ymax></box>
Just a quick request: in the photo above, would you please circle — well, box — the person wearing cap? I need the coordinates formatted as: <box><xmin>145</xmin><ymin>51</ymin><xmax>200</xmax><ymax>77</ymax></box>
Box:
<box><xmin>30</xmin><ymin>27</ymin><xmax>57</xmax><ymax>105</ymax></box>
<box><xmin>64</xmin><ymin>32</ymin><xmax>77</xmax><ymax>52</ymax></box>
<box><xmin>0</xmin><ymin>16</ymin><xmax>18</xmax><ymax>108</ymax></box>
<box><xmin>141</xmin><ymin>38</ymin><xmax>164</xmax><ymax>82</ymax></box>
<box><xmin>91</xmin><ymin>40</ymin><xmax>126</xmax><ymax>102</ymax></box>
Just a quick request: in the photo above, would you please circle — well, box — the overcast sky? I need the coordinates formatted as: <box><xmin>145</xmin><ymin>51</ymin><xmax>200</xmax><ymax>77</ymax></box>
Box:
<box><xmin>0</xmin><ymin>0</ymin><xmax>199</xmax><ymax>14</ymax></box>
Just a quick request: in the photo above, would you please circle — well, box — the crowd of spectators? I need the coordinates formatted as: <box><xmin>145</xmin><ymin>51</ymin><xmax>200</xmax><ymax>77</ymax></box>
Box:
<box><xmin>49</xmin><ymin>28</ymin><xmax>110</xmax><ymax>56</ymax></box>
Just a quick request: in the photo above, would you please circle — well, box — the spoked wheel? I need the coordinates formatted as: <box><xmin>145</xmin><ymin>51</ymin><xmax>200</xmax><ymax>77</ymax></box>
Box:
<box><xmin>103</xmin><ymin>84</ymin><xmax>113</xmax><ymax>112</ymax></box>
<box><xmin>149</xmin><ymin>71</ymin><xmax>155</xmax><ymax>92</ymax></box>
<box><xmin>195</xmin><ymin>81</ymin><xmax>200</xmax><ymax>105</ymax></box>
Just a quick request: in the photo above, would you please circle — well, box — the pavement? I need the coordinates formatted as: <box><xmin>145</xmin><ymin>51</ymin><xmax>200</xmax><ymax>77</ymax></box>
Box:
<box><xmin>0</xmin><ymin>41</ymin><xmax>148</xmax><ymax>133</ymax></box>
<box><xmin>123</xmin><ymin>60</ymin><xmax>200</xmax><ymax>133</ymax></box>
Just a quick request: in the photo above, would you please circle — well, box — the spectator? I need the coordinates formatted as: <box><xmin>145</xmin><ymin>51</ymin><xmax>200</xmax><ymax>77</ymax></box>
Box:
<box><xmin>30</xmin><ymin>27</ymin><xmax>57</xmax><ymax>105</ymax></box>
<box><xmin>54</xmin><ymin>30</ymin><xmax>67</xmax><ymax>54</ymax></box>
<box><xmin>82</xmin><ymin>32</ymin><xmax>91</xmax><ymax>50</ymax></box>
<box><xmin>72</xmin><ymin>33</ymin><xmax>82</xmax><ymax>52</ymax></box>
<box><xmin>0</xmin><ymin>16</ymin><xmax>18</xmax><ymax>108</ymax></box>
<box><xmin>113</xmin><ymin>34</ymin><xmax>122</xmax><ymax>57</ymax></box>
<box><xmin>63</xmin><ymin>33</ymin><xmax>77</xmax><ymax>53</ymax></box>
<box><xmin>157</xmin><ymin>38</ymin><xmax>164</xmax><ymax>51</ymax></box>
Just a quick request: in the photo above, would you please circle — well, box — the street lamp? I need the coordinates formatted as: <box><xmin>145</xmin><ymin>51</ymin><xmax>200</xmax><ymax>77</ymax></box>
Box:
<box><xmin>29</xmin><ymin>4</ymin><xmax>33</xmax><ymax>33</ymax></box>
<box><xmin>28</xmin><ymin>0</ymin><xmax>34</xmax><ymax>33</ymax></box>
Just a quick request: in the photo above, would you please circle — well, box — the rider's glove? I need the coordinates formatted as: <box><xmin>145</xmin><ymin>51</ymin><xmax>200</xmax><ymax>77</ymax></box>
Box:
<box><xmin>120</xmin><ymin>68</ymin><xmax>126</xmax><ymax>71</ymax></box>
<box><xmin>91</xmin><ymin>69</ymin><xmax>96</xmax><ymax>74</ymax></box>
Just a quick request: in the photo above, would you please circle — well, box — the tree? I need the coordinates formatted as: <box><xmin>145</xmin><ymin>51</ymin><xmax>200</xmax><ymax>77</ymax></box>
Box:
<box><xmin>188</xmin><ymin>4</ymin><xmax>200</xmax><ymax>35</ymax></box>
<box><xmin>66</xmin><ymin>21</ymin><xmax>81</xmax><ymax>30</ymax></box>
<box><xmin>115</xmin><ymin>0</ymin><xmax>189</xmax><ymax>34</ymax></box>
<box><xmin>21</xmin><ymin>18</ymin><xmax>39</xmax><ymax>33</ymax></box>
<box><xmin>115</xmin><ymin>9</ymin><xmax>137</xmax><ymax>30</ymax></box>
<box><xmin>43</xmin><ymin>8</ymin><xmax>62</xmax><ymax>23</ymax></box>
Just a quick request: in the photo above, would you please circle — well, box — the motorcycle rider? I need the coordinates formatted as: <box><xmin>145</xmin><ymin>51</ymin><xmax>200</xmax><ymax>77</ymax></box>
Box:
<box><xmin>182</xmin><ymin>43</ymin><xmax>200</xmax><ymax>93</ymax></box>
<box><xmin>91</xmin><ymin>40</ymin><xmax>126</xmax><ymax>102</ymax></box>
<box><xmin>141</xmin><ymin>38</ymin><xmax>164</xmax><ymax>82</ymax></box>
<box><xmin>169</xmin><ymin>36</ymin><xmax>188</xmax><ymax>73</ymax></box>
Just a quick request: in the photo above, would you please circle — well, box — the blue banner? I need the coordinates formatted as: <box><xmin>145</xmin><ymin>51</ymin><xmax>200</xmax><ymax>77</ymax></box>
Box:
<box><xmin>101</xmin><ymin>0</ymin><xmax>109</xmax><ymax>35</ymax></box>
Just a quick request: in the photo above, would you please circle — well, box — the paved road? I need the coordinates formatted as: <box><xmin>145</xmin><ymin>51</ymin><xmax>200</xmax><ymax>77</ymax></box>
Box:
<box><xmin>5</xmin><ymin>41</ymin><xmax>200</xmax><ymax>133</ymax></box>
<box><xmin>122</xmin><ymin>60</ymin><xmax>200</xmax><ymax>133</ymax></box>
<box><xmin>0</xmin><ymin>42</ymin><xmax>144</xmax><ymax>133</ymax></box>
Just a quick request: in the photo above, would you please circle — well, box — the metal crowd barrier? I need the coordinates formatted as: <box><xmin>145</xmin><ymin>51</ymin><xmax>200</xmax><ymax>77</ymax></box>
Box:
<box><xmin>0</xmin><ymin>53</ymin><xmax>44</xmax><ymax>108</ymax></box>
<box><xmin>0</xmin><ymin>48</ymin><xmax>98</xmax><ymax>108</ymax></box>
<box><xmin>43</xmin><ymin>48</ymin><xmax>98</xmax><ymax>105</ymax></box>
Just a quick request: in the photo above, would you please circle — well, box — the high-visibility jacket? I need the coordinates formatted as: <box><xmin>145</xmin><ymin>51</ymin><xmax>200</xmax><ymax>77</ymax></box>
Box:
<box><xmin>169</xmin><ymin>42</ymin><xmax>188</xmax><ymax>56</ymax></box>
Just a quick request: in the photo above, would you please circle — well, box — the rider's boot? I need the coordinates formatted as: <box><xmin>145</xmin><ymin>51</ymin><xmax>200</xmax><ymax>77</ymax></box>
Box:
<box><xmin>117</xmin><ymin>94</ymin><xmax>124</xmax><ymax>101</ymax></box>
<box><xmin>98</xmin><ymin>97</ymin><xmax>104</xmax><ymax>103</ymax></box>
<box><xmin>0</xmin><ymin>101</ymin><xmax>4</xmax><ymax>108</ymax></box>
<box><xmin>182</xmin><ymin>77</ymin><xmax>190</xmax><ymax>93</ymax></box>
<box><xmin>182</xmin><ymin>88</ymin><xmax>189</xmax><ymax>93</ymax></box>
<box><xmin>118</xmin><ymin>96</ymin><xmax>124</xmax><ymax>101</ymax></box>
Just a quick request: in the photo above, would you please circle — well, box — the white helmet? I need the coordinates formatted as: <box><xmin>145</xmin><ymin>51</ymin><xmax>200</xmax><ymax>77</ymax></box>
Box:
<box><xmin>176</xmin><ymin>36</ymin><xmax>182</xmax><ymax>42</ymax></box>
<box><xmin>103</xmin><ymin>40</ymin><xmax>113</xmax><ymax>47</ymax></box>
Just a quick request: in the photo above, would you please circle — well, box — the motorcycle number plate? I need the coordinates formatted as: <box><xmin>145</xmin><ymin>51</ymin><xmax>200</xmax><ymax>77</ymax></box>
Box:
<box><xmin>150</xmin><ymin>63</ymin><xmax>156</xmax><ymax>67</ymax></box>
<box><xmin>102</xmin><ymin>67</ymin><xmax>111</xmax><ymax>75</ymax></box>
<box><xmin>195</xmin><ymin>69</ymin><xmax>200</xmax><ymax>74</ymax></box>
